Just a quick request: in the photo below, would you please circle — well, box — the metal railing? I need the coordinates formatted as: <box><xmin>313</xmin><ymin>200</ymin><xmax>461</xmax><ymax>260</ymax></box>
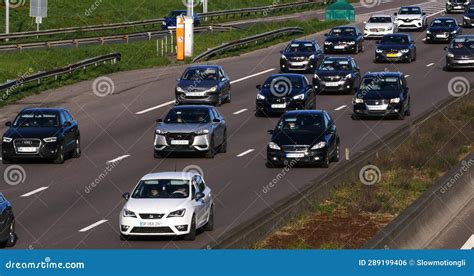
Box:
<box><xmin>192</xmin><ymin>27</ymin><xmax>304</xmax><ymax>62</ymax></box>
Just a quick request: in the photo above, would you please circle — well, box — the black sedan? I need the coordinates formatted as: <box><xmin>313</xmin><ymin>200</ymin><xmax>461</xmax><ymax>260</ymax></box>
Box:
<box><xmin>313</xmin><ymin>56</ymin><xmax>361</xmax><ymax>95</ymax></box>
<box><xmin>375</xmin><ymin>33</ymin><xmax>416</xmax><ymax>63</ymax></box>
<box><xmin>175</xmin><ymin>65</ymin><xmax>231</xmax><ymax>106</ymax></box>
<box><xmin>445</xmin><ymin>35</ymin><xmax>474</xmax><ymax>70</ymax></box>
<box><xmin>323</xmin><ymin>26</ymin><xmax>364</xmax><ymax>54</ymax></box>
<box><xmin>447</xmin><ymin>0</ymin><xmax>471</xmax><ymax>13</ymax></box>
<box><xmin>280</xmin><ymin>40</ymin><xmax>324</xmax><ymax>73</ymax></box>
<box><xmin>266</xmin><ymin>110</ymin><xmax>340</xmax><ymax>168</ymax></box>
<box><xmin>463</xmin><ymin>4</ymin><xmax>474</xmax><ymax>27</ymax></box>
<box><xmin>426</xmin><ymin>17</ymin><xmax>461</xmax><ymax>43</ymax></box>
<box><xmin>352</xmin><ymin>72</ymin><xmax>411</xmax><ymax>120</ymax></box>
<box><xmin>2</xmin><ymin>108</ymin><xmax>81</xmax><ymax>164</ymax></box>
<box><xmin>255</xmin><ymin>74</ymin><xmax>316</xmax><ymax>117</ymax></box>
<box><xmin>0</xmin><ymin>193</ymin><xmax>17</xmax><ymax>248</ymax></box>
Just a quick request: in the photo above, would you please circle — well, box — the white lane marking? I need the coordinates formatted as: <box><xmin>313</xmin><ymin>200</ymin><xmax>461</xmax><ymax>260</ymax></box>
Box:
<box><xmin>426</xmin><ymin>63</ymin><xmax>435</xmax><ymax>67</ymax></box>
<box><xmin>20</xmin><ymin>187</ymin><xmax>49</xmax><ymax>198</ymax></box>
<box><xmin>461</xmin><ymin>235</ymin><xmax>474</xmax><ymax>250</ymax></box>
<box><xmin>233</xmin><ymin>109</ymin><xmax>248</xmax><ymax>115</ymax></box>
<box><xmin>334</xmin><ymin>105</ymin><xmax>347</xmax><ymax>111</ymax></box>
<box><xmin>237</xmin><ymin>149</ymin><xmax>255</xmax><ymax>157</ymax></box>
<box><xmin>230</xmin><ymin>68</ymin><xmax>276</xmax><ymax>84</ymax></box>
<box><xmin>79</xmin><ymin>220</ymin><xmax>108</xmax><ymax>233</ymax></box>
<box><xmin>106</xmin><ymin>155</ymin><xmax>130</xmax><ymax>165</ymax></box>
<box><xmin>135</xmin><ymin>100</ymin><xmax>175</xmax><ymax>115</ymax></box>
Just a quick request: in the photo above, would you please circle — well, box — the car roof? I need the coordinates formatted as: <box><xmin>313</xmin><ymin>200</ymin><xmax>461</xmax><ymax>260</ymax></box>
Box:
<box><xmin>268</xmin><ymin>73</ymin><xmax>304</xmax><ymax>79</ymax></box>
<box><xmin>400</xmin><ymin>6</ymin><xmax>421</xmax><ymax>9</ymax></box>
<box><xmin>185</xmin><ymin>65</ymin><xmax>220</xmax><ymax>70</ymax></box>
<box><xmin>290</xmin><ymin>40</ymin><xmax>314</xmax><ymax>44</ymax></box>
<box><xmin>20</xmin><ymin>108</ymin><xmax>65</xmax><ymax>113</ymax></box>
<box><xmin>171</xmin><ymin>105</ymin><xmax>214</xmax><ymax>110</ymax></box>
<box><xmin>333</xmin><ymin>26</ymin><xmax>355</xmax><ymax>29</ymax></box>
<box><xmin>323</xmin><ymin>56</ymin><xmax>353</xmax><ymax>61</ymax></box>
<box><xmin>452</xmin><ymin>34</ymin><xmax>474</xmax><ymax>39</ymax></box>
<box><xmin>141</xmin><ymin>172</ymin><xmax>198</xmax><ymax>181</ymax></box>
<box><xmin>364</xmin><ymin>72</ymin><xmax>403</xmax><ymax>78</ymax></box>
<box><xmin>432</xmin><ymin>17</ymin><xmax>457</xmax><ymax>21</ymax></box>
<box><xmin>284</xmin><ymin>110</ymin><xmax>325</xmax><ymax>116</ymax></box>
<box><xmin>370</xmin><ymin>14</ymin><xmax>393</xmax><ymax>18</ymax></box>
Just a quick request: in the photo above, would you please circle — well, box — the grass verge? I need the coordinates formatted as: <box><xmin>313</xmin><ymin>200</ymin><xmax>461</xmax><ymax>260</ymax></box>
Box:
<box><xmin>257</xmin><ymin>94</ymin><xmax>474</xmax><ymax>249</ymax></box>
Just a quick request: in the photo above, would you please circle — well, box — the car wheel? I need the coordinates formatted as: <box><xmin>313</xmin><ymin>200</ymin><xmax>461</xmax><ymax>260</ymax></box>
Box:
<box><xmin>2</xmin><ymin>158</ymin><xmax>11</xmax><ymax>164</ymax></box>
<box><xmin>72</xmin><ymin>138</ymin><xmax>81</xmax><ymax>158</ymax></box>
<box><xmin>53</xmin><ymin>144</ymin><xmax>65</xmax><ymax>164</ymax></box>
<box><xmin>204</xmin><ymin>206</ymin><xmax>214</xmax><ymax>231</ymax></box>
<box><xmin>215</xmin><ymin>95</ymin><xmax>222</xmax><ymax>107</ymax></box>
<box><xmin>255</xmin><ymin>110</ymin><xmax>264</xmax><ymax>117</ymax></box>
<box><xmin>219</xmin><ymin>132</ymin><xmax>227</xmax><ymax>153</ymax></box>
<box><xmin>153</xmin><ymin>151</ymin><xmax>162</xmax><ymax>159</ymax></box>
<box><xmin>205</xmin><ymin>138</ymin><xmax>216</xmax><ymax>159</ymax></box>
<box><xmin>265</xmin><ymin>161</ymin><xmax>278</xmax><ymax>168</ymax></box>
<box><xmin>321</xmin><ymin>153</ymin><xmax>330</xmax><ymax>168</ymax></box>
<box><xmin>226</xmin><ymin>90</ymin><xmax>232</xmax><ymax>103</ymax></box>
<box><xmin>351</xmin><ymin>114</ymin><xmax>361</xmax><ymax>120</ymax></box>
<box><xmin>445</xmin><ymin>65</ymin><xmax>452</xmax><ymax>71</ymax></box>
<box><xmin>398</xmin><ymin>109</ymin><xmax>406</xmax><ymax>120</ymax></box>
<box><xmin>353</xmin><ymin>45</ymin><xmax>359</xmax><ymax>54</ymax></box>
<box><xmin>5</xmin><ymin>220</ymin><xmax>17</xmax><ymax>248</ymax></box>
<box><xmin>184</xmin><ymin>215</ymin><xmax>196</xmax><ymax>241</ymax></box>
<box><xmin>332</xmin><ymin>143</ymin><xmax>340</xmax><ymax>162</ymax></box>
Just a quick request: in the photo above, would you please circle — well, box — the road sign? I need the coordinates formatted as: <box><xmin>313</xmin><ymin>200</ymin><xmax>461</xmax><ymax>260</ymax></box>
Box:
<box><xmin>30</xmin><ymin>0</ymin><xmax>48</xmax><ymax>18</ymax></box>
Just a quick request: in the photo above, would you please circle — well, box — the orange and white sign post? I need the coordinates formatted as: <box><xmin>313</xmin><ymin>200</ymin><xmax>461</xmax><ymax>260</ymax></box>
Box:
<box><xmin>176</xmin><ymin>15</ymin><xmax>185</xmax><ymax>61</ymax></box>
<box><xmin>183</xmin><ymin>16</ymin><xmax>194</xmax><ymax>58</ymax></box>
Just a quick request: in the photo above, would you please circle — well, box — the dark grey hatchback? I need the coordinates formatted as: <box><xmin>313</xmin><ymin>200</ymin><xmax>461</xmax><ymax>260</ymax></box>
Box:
<box><xmin>0</xmin><ymin>193</ymin><xmax>17</xmax><ymax>248</ymax></box>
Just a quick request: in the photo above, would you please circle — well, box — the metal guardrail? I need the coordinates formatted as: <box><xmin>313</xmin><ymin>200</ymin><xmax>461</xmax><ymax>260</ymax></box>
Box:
<box><xmin>192</xmin><ymin>27</ymin><xmax>304</xmax><ymax>62</ymax></box>
<box><xmin>0</xmin><ymin>53</ymin><xmax>121</xmax><ymax>94</ymax></box>
<box><xmin>0</xmin><ymin>1</ymin><xmax>321</xmax><ymax>41</ymax></box>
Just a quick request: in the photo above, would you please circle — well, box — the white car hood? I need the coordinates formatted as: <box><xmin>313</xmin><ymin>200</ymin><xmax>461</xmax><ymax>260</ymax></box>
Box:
<box><xmin>365</xmin><ymin>23</ymin><xmax>393</xmax><ymax>29</ymax></box>
<box><xmin>125</xmin><ymin>198</ymin><xmax>190</xmax><ymax>214</ymax></box>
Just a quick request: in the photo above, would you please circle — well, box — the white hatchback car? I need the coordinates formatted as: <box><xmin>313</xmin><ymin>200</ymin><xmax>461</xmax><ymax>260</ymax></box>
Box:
<box><xmin>119</xmin><ymin>172</ymin><xmax>214</xmax><ymax>241</ymax></box>
<box><xmin>364</xmin><ymin>15</ymin><xmax>397</xmax><ymax>39</ymax></box>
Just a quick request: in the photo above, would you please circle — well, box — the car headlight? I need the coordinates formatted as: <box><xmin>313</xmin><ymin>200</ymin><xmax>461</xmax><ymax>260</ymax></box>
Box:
<box><xmin>390</xmin><ymin>98</ymin><xmax>401</xmax><ymax>104</ymax></box>
<box><xmin>324</xmin><ymin>41</ymin><xmax>332</xmax><ymax>45</ymax></box>
<box><xmin>194</xmin><ymin>129</ymin><xmax>209</xmax><ymax>135</ymax></box>
<box><xmin>2</xmin><ymin>137</ymin><xmax>12</xmax><ymax>143</ymax></box>
<box><xmin>257</xmin><ymin>94</ymin><xmax>265</xmax><ymax>100</ymax></box>
<box><xmin>451</xmin><ymin>30</ymin><xmax>457</xmax><ymax>34</ymax></box>
<box><xmin>155</xmin><ymin>129</ymin><xmax>168</xmax><ymax>135</ymax></box>
<box><xmin>376</xmin><ymin>49</ymin><xmax>383</xmax><ymax>53</ymax></box>
<box><xmin>167</xmin><ymin>208</ymin><xmax>186</xmax><ymax>218</ymax></box>
<box><xmin>311</xmin><ymin>141</ymin><xmax>327</xmax><ymax>150</ymax></box>
<box><xmin>426</xmin><ymin>30</ymin><xmax>431</xmax><ymax>34</ymax></box>
<box><xmin>293</xmin><ymin>94</ymin><xmax>305</xmax><ymax>100</ymax></box>
<box><xmin>464</xmin><ymin>16</ymin><xmax>470</xmax><ymax>20</ymax></box>
<box><xmin>176</xmin><ymin>87</ymin><xmax>185</xmax><ymax>93</ymax></box>
<box><xmin>447</xmin><ymin>52</ymin><xmax>455</xmax><ymax>58</ymax></box>
<box><xmin>347</xmin><ymin>41</ymin><xmax>356</xmax><ymax>45</ymax></box>
<box><xmin>207</xmin><ymin>86</ymin><xmax>218</xmax><ymax>93</ymax></box>
<box><xmin>268</xmin><ymin>142</ymin><xmax>281</xmax><ymax>150</ymax></box>
<box><xmin>400</xmin><ymin>49</ymin><xmax>410</xmax><ymax>53</ymax></box>
<box><xmin>43</xmin><ymin>137</ymin><xmax>57</xmax><ymax>143</ymax></box>
<box><xmin>313</xmin><ymin>74</ymin><xmax>321</xmax><ymax>80</ymax></box>
<box><xmin>281</xmin><ymin>54</ymin><xmax>287</xmax><ymax>60</ymax></box>
<box><xmin>354</xmin><ymin>98</ymin><xmax>364</xmax><ymax>104</ymax></box>
<box><xmin>308</xmin><ymin>54</ymin><xmax>315</xmax><ymax>60</ymax></box>
<box><xmin>123</xmin><ymin>209</ymin><xmax>137</xmax><ymax>218</ymax></box>
<box><xmin>344</xmin><ymin>74</ymin><xmax>352</xmax><ymax>80</ymax></box>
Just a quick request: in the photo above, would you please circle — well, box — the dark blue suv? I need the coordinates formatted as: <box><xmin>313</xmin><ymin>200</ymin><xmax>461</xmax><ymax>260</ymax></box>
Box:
<box><xmin>0</xmin><ymin>193</ymin><xmax>17</xmax><ymax>248</ymax></box>
<box><xmin>162</xmin><ymin>10</ymin><xmax>201</xmax><ymax>30</ymax></box>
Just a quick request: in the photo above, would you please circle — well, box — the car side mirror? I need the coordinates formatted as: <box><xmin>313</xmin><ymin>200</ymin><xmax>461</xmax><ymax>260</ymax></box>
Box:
<box><xmin>444</xmin><ymin>46</ymin><xmax>448</xmax><ymax>51</ymax></box>
<box><xmin>5</xmin><ymin>121</ymin><xmax>11</xmax><ymax>127</ymax></box>
<box><xmin>267</xmin><ymin>130</ymin><xmax>274</xmax><ymax>135</ymax></box>
<box><xmin>122</xmin><ymin>193</ymin><xmax>130</xmax><ymax>200</ymax></box>
<box><xmin>393</xmin><ymin>12</ymin><xmax>397</xmax><ymax>16</ymax></box>
<box><xmin>256</xmin><ymin>84</ymin><xmax>262</xmax><ymax>90</ymax></box>
<box><xmin>422</xmin><ymin>12</ymin><xmax>426</xmax><ymax>16</ymax></box>
<box><xmin>363</xmin><ymin>21</ymin><xmax>367</xmax><ymax>24</ymax></box>
<box><xmin>324</xmin><ymin>33</ymin><xmax>329</xmax><ymax>37</ymax></box>
<box><xmin>63</xmin><ymin>121</ymin><xmax>72</xmax><ymax>127</ymax></box>
<box><xmin>195</xmin><ymin>192</ymin><xmax>205</xmax><ymax>201</ymax></box>
<box><xmin>176</xmin><ymin>78</ymin><xmax>181</xmax><ymax>82</ymax></box>
<box><xmin>221</xmin><ymin>77</ymin><xmax>227</xmax><ymax>82</ymax></box>
<box><xmin>213</xmin><ymin>118</ymin><xmax>220</xmax><ymax>123</ymax></box>
<box><xmin>156</xmin><ymin>118</ymin><xmax>163</xmax><ymax>123</ymax></box>
<box><xmin>280</xmin><ymin>50</ymin><xmax>283</xmax><ymax>54</ymax></box>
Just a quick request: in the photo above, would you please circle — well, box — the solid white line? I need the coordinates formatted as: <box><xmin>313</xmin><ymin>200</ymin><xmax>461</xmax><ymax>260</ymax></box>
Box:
<box><xmin>334</xmin><ymin>105</ymin><xmax>347</xmax><ymax>111</ymax></box>
<box><xmin>233</xmin><ymin>109</ymin><xmax>248</xmax><ymax>115</ymax></box>
<box><xmin>106</xmin><ymin>155</ymin><xmax>130</xmax><ymax>165</ymax></box>
<box><xmin>79</xmin><ymin>220</ymin><xmax>108</xmax><ymax>233</ymax></box>
<box><xmin>426</xmin><ymin>63</ymin><xmax>435</xmax><ymax>67</ymax></box>
<box><xmin>230</xmin><ymin>68</ymin><xmax>276</xmax><ymax>84</ymax></box>
<box><xmin>20</xmin><ymin>187</ymin><xmax>49</xmax><ymax>198</ymax></box>
<box><xmin>461</xmin><ymin>235</ymin><xmax>474</xmax><ymax>250</ymax></box>
<box><xmin>135</xmin><ymin>100</ymin><xmax>175</xmax><ymax>115</ymax></box>
<box><xmin>237</xmin><ymin>149</ymin><xmax>255</xmax><ymax>157</ymax></box>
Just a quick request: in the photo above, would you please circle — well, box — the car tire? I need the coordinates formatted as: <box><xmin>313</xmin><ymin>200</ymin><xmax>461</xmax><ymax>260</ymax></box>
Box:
<box><xmin>2</xmin><ymin>158</ymin><xmax>11</xmax><ymax>164</ymax></box>
<box><xmin>184</xmin><ymin>215</ymin><xmax>196</xmax><ymax>241</ymax></box>
<box><xmin>351</xmin><ymin>114</ymin><xmax>361</xmax><ymax>120</ymax></box>
<box><xmin>321</xmin><ymin>153</ymin><xmax>330</xmax><ymax>168</ymax></box>
<box><xmin>153</xmin><ymin>151</ymin><xmax>162</xmax><ymax>159</ymax></box>
<box><xmin>398</xmin><ymin>110</ymin><xmax>406</xmax><ymax>120</ymax></box>
<box><xmin>353</xmin><ymin>45</ymin><xmax>359</xmax><ymax>54</ymax></box>
<box><xmin>204</xmin><ymin>206</ymin><xmax>214</xmax><ymax>231</ymax></box>
<box><xmin>4</xmin><ymin>220</ymin><xmax>17</xmax><ymax>248</ymax></box>
<box><xmin>332</xmin><ymin>143</ymin><xmax>340</xmax><ymax>162</ymax></box>
<box><xmin>219</xmin><ymin>132</ymin><xmax>227</xmax><ymax>153</ymax></box>
<box><xmin>255</xmin><ymin>110</ymin><xmax>264</xmax><ymax>117</ymax></box>
<box><xmin>265</xmin><ymin>161</ymin><xmax>278</xmax><ymax>168</ymax></box>
<box><xmin>226</xmin><ymin>90</ymin><xmax>231</xmax><ymax>103</ymax></box>
<box><xmin>72</xmin><ymin>138</ymin><xmax>81</xmax><ymax>158</ymax></box>
<box><xmin>215</xmin><ymin>95</ymin><xmax>222</xmax><ymax>107</ymax></box>
<box><xmin>53</xmin><ymin>145</ymin><xmax>65</xmax><ymax>164</ymax></box>
<box><xmin>205</xmin><ymin>138</ymin><xmax>216</xmax><ymax>159</ymax></box>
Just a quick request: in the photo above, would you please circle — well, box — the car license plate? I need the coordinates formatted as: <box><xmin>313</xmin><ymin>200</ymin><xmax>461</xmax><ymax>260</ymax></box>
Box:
<box><xmin>367</xmin><ymin>105</ymin><xmax>388</xmax><ymax>111</ymax></box>
<box><xmin>286</xmin><ymin>153</ymin><xmax>305</xmax><ymax>158</ymax></box>
<box><xmin>186</xmin><ymin>92</ymin><xmax>205</xmax><ymax>97</ymax></box>
<box><xmin>457</xmin><ymin>60</ymin><xmax>474</xmax><ymax>64</ymax></box>
<box><xmin>17</xmin><ymin>147</ymin><xmax>37</xmax><ymax>153</ymax></box>
<box><xmin>139</xmin><ymin>221</ymin><xmax>162</xmax><ymax>227</ymax></box>
<box><xmin>271</xmin><ymin>104</ymin><xmax>286</xmax><ymax>109</ymax></box>
<box><xmin>436</xmin><ymin>34</ymin><xmax>447</xmax><ymax>38</ymax></box>
<box><xmin>325</xmin><ymin>82</ymin><xmax>340</xmax><ymax>87</ymax></box>
<box><xmin>171</xmin><ymin>140</ymin><xmax>189</xmax><ymax>145</ymax></box>
<box><xmin>386</xmin><ymin>53</ymin><xmax>399</xmax><ymax>58</ymax></box>
<box><xmin>334</xmin><ymin>45</ymin><xmax>345</xmax><ymax>49</ymax></box>
<box><xmin>290</xmin><ymin>62</ymin><xmax>305</xmax><ymax>66</ymax></box>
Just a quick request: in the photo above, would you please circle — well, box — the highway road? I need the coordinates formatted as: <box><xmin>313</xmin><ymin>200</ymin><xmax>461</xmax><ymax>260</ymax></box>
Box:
<box><xmin>0</xmin><ymin>0</ymin><xmax>470</xmax><ymax>249</ymax></box>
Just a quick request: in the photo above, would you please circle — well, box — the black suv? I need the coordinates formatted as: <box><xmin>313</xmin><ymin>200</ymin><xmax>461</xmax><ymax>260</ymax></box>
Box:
<box><xmin>0</xmin><ymin>193</ymin><xmax>17</xmax><ymax>248</ymax></box>
<box><xmin>266</xmin><ymin>110</ymin><xmax>340</xmax><ymax>168</ymax></box>
<box><xmin>324</xmin><ymin>26</ymin><xmax>364</xmax><ymax>54</ymax></box>
<box><xmin>375</xmin><ymin>33</ymin><xmax>416</xmax><ymax>63</ymax></box>
<box><xmin>280</xmin><ymin>40</ymin><xmax>324</xmax><ymax>73</ymax></box>
<box><xmin>446</xmin><ymin>0</ymin><xmax>471</xmax><ymax>13</ymax></box>
<box><xmin>352</xmin><ymin>72</ymin><xmax>411</xmax><ymax>120</ymax></box>
<box><xmin>426</xmin><ymin>17</ymin><xmax>461</xmax><ymax>43</ymax></box>
<box><xmin>256</xmin><ymin>74</ymin><xmax>316</xmax><ymax>117</ymax></box>
<box><xmin>313</xmin><ymin>56</ymin><xmax>361</xmax><ymax>95</ymax></box>
<box><xmin>175</xmin><ymin>65</ymin><xmax>231</xmax><ymax>106</ymax></box>
<box><xmin>2</xmin><ymin>108</ymin><xmax>81</xmax><ymax>164</ymax></box>
<box><xmin>445</xmin><ymin>35</ymin><xmax>474</xmax><ymax>70</ymax></box>
<box><xmin>463</xmin><ymin>4</ymin><xmax>474</xmax><ymax>27</ymax></box>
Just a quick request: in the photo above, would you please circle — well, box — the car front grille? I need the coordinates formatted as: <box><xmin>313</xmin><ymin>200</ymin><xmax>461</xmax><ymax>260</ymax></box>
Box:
<box><xmin>369</xmin><ymin>28</ymin><xmax>385</xmax><ymax>32</ymax></box>
<box><xmin>14</xmin><ymin>139</ymin><xmax>41</xmax><ymax>148</ymax></box>
<box><xmin>139</xmin><ymin>214</ymin><xmax>164</xmax><ymax>219</ymax></box>
<box><xmin>166</xmin><ymin>133</ymin><xmax>195</xmax><ymax>144</ymax></box>
<box><xmin>130</xmin><ymin>227</ymin><xmax>174</xmax><ymax>234</ymax></box>
<box><xmin>365</xmin><ymin>99</ymin><xmax>389</xmax><ymax>105</ymax></box>
<box><xmin>282</xmin><ymin>145</ymin><xmax>309</xmax><ymax>152</ymax></box>
<box><xmin>322</xmin><ymin>76</ymin><xmax>342</xmax><ymax>82</ymax></box>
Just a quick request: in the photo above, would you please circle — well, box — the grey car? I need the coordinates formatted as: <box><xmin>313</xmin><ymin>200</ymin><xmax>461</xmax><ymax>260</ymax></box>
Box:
<box><xmin>154</xmin><ymin>105</ymin><xmax>227</xmax><ymax>158</ymax></box>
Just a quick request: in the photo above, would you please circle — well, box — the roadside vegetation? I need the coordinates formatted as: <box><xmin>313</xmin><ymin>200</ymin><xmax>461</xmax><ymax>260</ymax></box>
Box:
<box><xmin>257</xmin><ymin>95</ymin><xmax>474</xmax><ymax>249</ymax></box>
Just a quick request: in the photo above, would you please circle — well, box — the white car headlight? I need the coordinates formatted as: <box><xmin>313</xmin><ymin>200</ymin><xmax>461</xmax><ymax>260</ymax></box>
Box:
<box><xmin>347</xmin><ymin>41</ymin><xmax>356</xmax><ymax>45</ymax></box>
<box><xmin>268</xmin><ymin>142</ymin><xmax>281</xmax><ymax>150</ymax></box>
<box><xmin>400</xmin><ymin>49</ymin><xmax>410</xmax><ymax>53</ymax></box>
<box><xmin>447</xmin><ymin>52</ymin><xmax>455</xmax><ymax>58</ymax></box>
<box><xmin>390</xmin><ymin>97</ymin><xmax>401</xmax><ymax>104</ymax></box>
<box><xmin>194</xmin><ymin>129</ymin><xmax>209</xmax><ymax>135</ymax></box>
<box><xmin>43</xmin><ymin>137</ymin><xmax>57</xmax><ymax>143</ymax></box>
<box><xmin>293</xmin><ymin>94</ymin><xmax>305</xmax><ymax>100</ymax></box>
<box><xmin>451</xmin><ymin>30</ymin><xmax>457</xmax><ymax>34</ymax></box>
<box><xmin>123</xmin><ymin>209</ymin><xmax>137</xmax><ymax>218</ymax></box>
<box><xmin>311</xmin><ymin>141</ymin><xmax>327</xmax><ymax>150</ymax></box>
<box><xmin>155</xmin><ymin>129</ymin><xmax>168</xmax><ymax>135</ymax></box>
<box><xmin>324</xmin><ymin>41</ymin><xmax>332</xmax><ymax>45</ymax></box>
<box><xmin>354</xmin><ymin>98</ymin><xmax>364</xmax><ymax>104</ymax></box>
<box><xmin>426</xmin><ymin>30</ymin><xmax>431</xmax><ymax>34</ymax></box>
<box><xmin>207</xmin><ymin>86</ymin><xmax>218</xmax><ymax>92</ymax></box>
<box><xmin>464</xmin><ymin>16</ymin><xmax>470</xmax><ymax>20</ymax></box>
<box><xmin>308</xmin><ymin>54</ymin><xmax>315</xmax><ymax>60</ymax></box>
<box><xmin>167</xmin><ymin>208</ymin><xmax>186</xmax><ymax>218</ymax></box>
<box><xmin>314</xmin><ymin>74</ymin><xmax>321</xmax><ymax>80</ymax></box>
<box><xmin>2</xmin><ymin>137</ymin><xmax>12</xmax><ymax>143</ymax></box>
<box><xmin>257</xmin><ymin>94</ymin><xmax>266</xmax><ymax>100</ymax></box>
<box><xmin>344</xmin><ymin>74</ymin><xmax>352</xmax><ymax>80</ymax></box>
<box><xmin>376</xmin><ymin>49</ymin><xmax>383</xmax><ymax>53</ymax></box>
<box><xmin>176</xmin><ymin>87</ymin><xmax>185</xmax><ymax>93</ymax></box>
<box><xmin>281</xmin><ymin>54</ymin><xmax>287</xmax><ymax>60</ymax></box>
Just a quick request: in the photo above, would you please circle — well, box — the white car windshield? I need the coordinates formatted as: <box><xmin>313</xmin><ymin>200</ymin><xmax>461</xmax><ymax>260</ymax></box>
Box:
<box><xmin>368</xmin><ymin>17</ymin><xmax>392</xmax><ymax>23</ymax></box>
<box><xmin>132</xmin><ymin>179</ymin><xmax>190</xmax><ymax>199</ymax></box>
<box><xmin>399</xmin><ymin>7</ymin><xmax>421</xmax><ymax>15</ymax></box>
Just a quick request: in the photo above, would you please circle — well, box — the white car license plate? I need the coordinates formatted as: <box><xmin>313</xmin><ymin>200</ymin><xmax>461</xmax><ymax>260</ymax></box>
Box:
<box><xmin>367</xmin><ymin>105</ymin><xmax>388</xmax><ymax>111</ymax></box>
<box><xmin>139</xmin><ymin>221</ymin><xmax>162</xmax><ymax>227</ymax></box>
<box><xmin>171</xmin><ymin>140</ymin><xmax>189</xmax><ymax>145</ymax></box>
<box><xmin>290</xmin><ymin>62</ymin><xmax>306</xmax><ymax>66</ymax></box>
<box><xmin>325</xmin><ymin>82</ymin><xmax>340</xmax><ymax>87</ymax></box>
<box><xmin>286</xmin><ymin>153</ymin><xmax>305</xmax><ymax>158</ymax></box>
<box><xmin>436</xmin><ymin>34</ymin><xmax>447</xmax><ymax>38</ymax></box>
<box><xmin>457</xmin><ymin>60</ymin><xmax>474</xmax><ymax>64</ymax></box>
<box><xmin>17</xmin><ymin>147</ymin><xmax>37</xmax><ymax>153</ymax></box>
<box><xmin>186</xmin><ymin>92</ymin><xmax>206</xmax><ymax>97</ymax></box>
<box><xmin>334</xmin><ymin>45</ymin><xmax>345</xmax><ymax>49</ymax></box>
<box><xmin>271</xmin><ymin>104</ymin><xmax>286</xmax><ymax>109</ymax></box>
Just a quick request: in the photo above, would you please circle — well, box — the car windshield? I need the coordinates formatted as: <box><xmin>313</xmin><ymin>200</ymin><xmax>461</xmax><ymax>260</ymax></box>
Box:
<box><xmin>181</xmin><ymin>68</ymin><xmax>218</xmax><ymax>81</ymax></box>
<box><xmin>360</xmin><ymin>77</ymin><xmax>400</xmax><ymax>91</ymax></box>
<box><xmin>431</xmin><ymin>19</ymin><xmax>456</xmax><ymax>28</ymax></box>
<box><xmin>368</xmin><ymin>17</ymin><xmax>392</xmax><ymax>23</ymax></box>
<box><xmin>450</xmin><ymin>37</ymin><xmax>474</xmax><ymax>49</ymax></box>
<box><xmin>329</xmin><ymin>28</ymin><xmax>356</xmax><ymax>37</ymax></box>
<box><xmin>132</xmin><ymin>179</ymin><xmax>190</xmax><ymax>199</ymax></box>
<box><xmin>469</xmin><ymin>7</ymin><xmax>474</xmax><ymax>13</ymax></box>
<box><xmin>399</xmin><ymin>7</ymin><xmax>421</xmax><ymax>14</ymax></box>
<box><xmin>263</xmin><ymin>76</ymin><xmax>303</xmax><ymax>89</ymax></box>
<box><xmin>277</xmin><ymin>114</ymin><xmax>324</xmax><ymax>132</ymax></box>
<box><xmin>13</xmin><ymin>113</ymin><xmax>59</xmax><ymax>128</ymax></box>
<box><xmin>380</xmin><ymin>35</ymin><xmax>409</xmax><ymax>45</ymax></box>
<box><xmin>164</xmin><ymin>108</ymin><xmax>211</xmax><ymax>124</ymax></box>
<box><xmin>318</xmin><ymin>59</ymin><xmax>352</xmax><ymax>71</ymax></box>
<box><xmin>285</xmin><ymin>42</ymin><xmax>315</xmax><ymax>53</ymax></box>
